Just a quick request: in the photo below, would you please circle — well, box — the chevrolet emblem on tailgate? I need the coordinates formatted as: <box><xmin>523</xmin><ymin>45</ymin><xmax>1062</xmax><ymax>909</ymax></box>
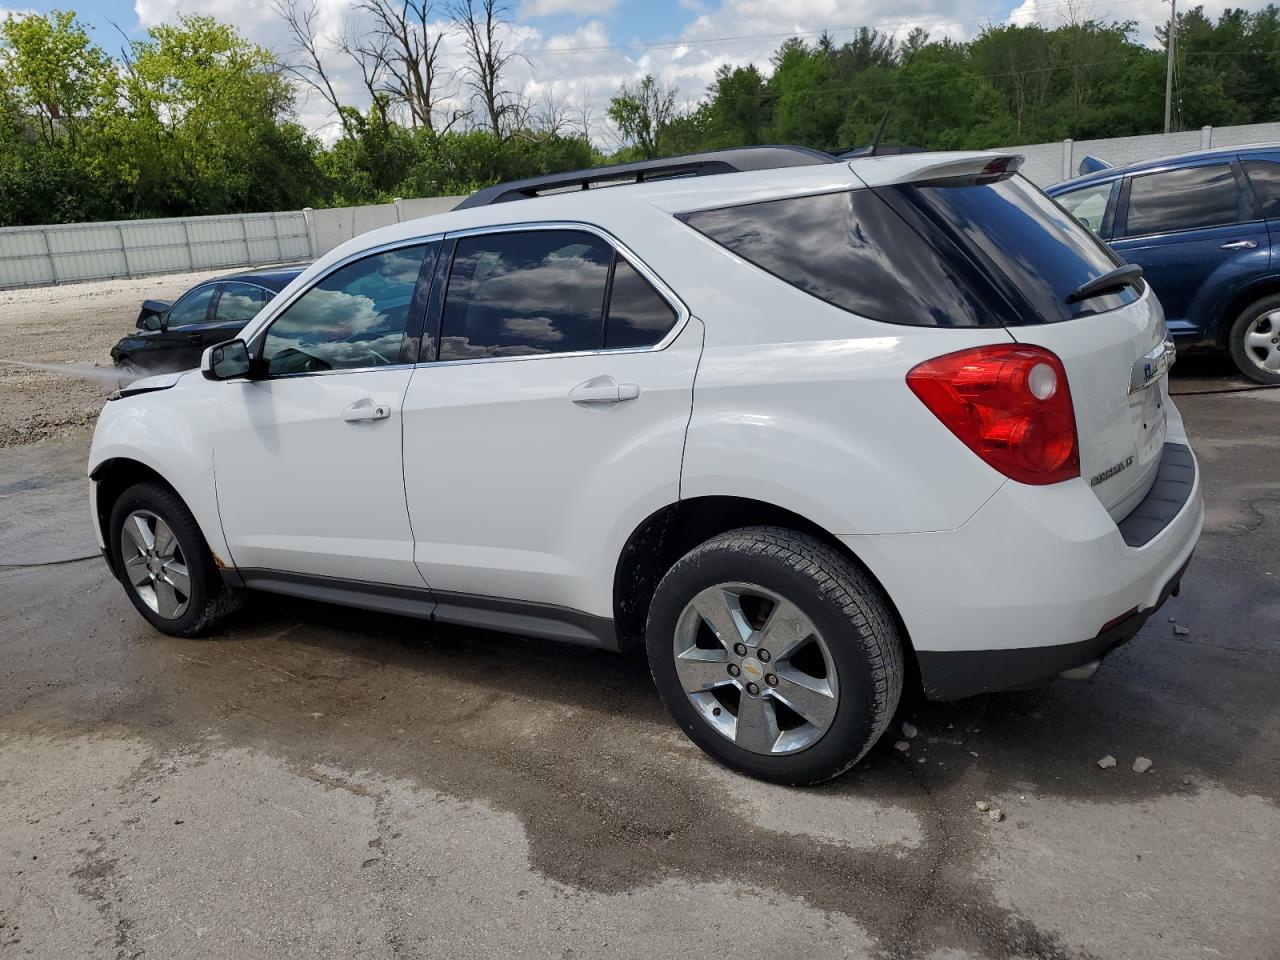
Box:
<box><xmin>1129</xmin><ymin>337</ymin><xmax>1177</xmax><ymax>394</ymax></box>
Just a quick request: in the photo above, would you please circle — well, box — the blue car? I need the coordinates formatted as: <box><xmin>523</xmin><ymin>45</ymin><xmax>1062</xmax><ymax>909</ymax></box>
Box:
<box><xmin>1047</xmin><ymin>145</ymin><xmax>1280</xmax><ymax>383</ymax></box>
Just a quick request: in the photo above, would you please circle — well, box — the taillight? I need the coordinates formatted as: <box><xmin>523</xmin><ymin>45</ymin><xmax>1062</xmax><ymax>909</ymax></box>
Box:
<box><xmin>906</xmin><ymin>345</ymin><xmax>1079</xmax><ymax>485</ymax></box>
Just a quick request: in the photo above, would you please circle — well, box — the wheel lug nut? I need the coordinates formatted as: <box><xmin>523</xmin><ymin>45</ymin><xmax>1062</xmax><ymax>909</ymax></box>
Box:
<box><xmin>733</xmin><ymin>643</ymin><xmax>747</xmax><ymax>656</ymax></box>
<box><xmin>758</xmin><ymin>649</ymin><xmax>771</xmax><ymax>662</ymax></box>
<box><xmin>765</xmin><ymin>674</ymin><xmax>778</xmax><ymax>687</ymax></box>
<box><xmin>727</xmin><ymin>663</ymin><xmax>741</xmax><ymax>677</ymax></box>
<box><xmin>746</xmin><ymin>682</ymin><xmax>760</xmax><ymax>696</ymax></box>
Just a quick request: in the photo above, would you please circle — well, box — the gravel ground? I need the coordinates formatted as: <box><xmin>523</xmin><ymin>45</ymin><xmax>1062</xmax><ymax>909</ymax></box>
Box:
<box><xmin>0</xmin><ymin>270</ymin><xmax>256</xmax><ymax>448</ymax></box>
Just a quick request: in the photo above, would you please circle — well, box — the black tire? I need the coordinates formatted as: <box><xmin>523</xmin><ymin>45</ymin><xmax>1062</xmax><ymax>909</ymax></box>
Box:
<box><xmin>108</xmin><ymin>482</ymin><xmax>241</xmax><ymax>637</ymax></box>
<box><xmin>645</xmin><ymin>526</ymin><xmax>904</xmax><ymax>785</ymax></box>
<box><xmin>1227</xmin><ymin>294</ymin><xmax>1280</xmax><ymax>385</ymax></box>
<box><xmin>115</xmin><ymin>357</ymin><xmax>142</xmax><ymax>389</ymax></box>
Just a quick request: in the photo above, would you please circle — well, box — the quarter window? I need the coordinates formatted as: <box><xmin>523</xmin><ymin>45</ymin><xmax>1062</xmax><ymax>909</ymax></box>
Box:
<box><xmin>165</xmin><ymin>285</ymin><xmax>215</xmax><ymax>328</ymax></box>
<box><xmin>1123</xmin><ymin>164</ymin><xmax>1250</xmax><ymax>236</ymax></box>
<box><xmin>439</xmin><ymin>230</ymin><xmax>613</xmax><ymax>360</ymax></box>
<box><xmin>1054</xmin><ymin>181</ymin><xmax>1115</xmax><ymax>236</ymax></box>
<box><xmin>605</xmin><ymin>258</ymin><xmax>678</xmax><ymax>349</ymax></box>
<box><xmin>1242</xmin><ymin>159</ymin><xmax>1280</xmax><ymax>219</ymax></box>
<box><xmin>262</xmin><ymin>244</ymin><xmax>432</xmax><ymax>375</ymax></box>
<box><xmin>215</xmin><ymin>282</ymin><xmax>269</xmax><ymax>323</ymax></box>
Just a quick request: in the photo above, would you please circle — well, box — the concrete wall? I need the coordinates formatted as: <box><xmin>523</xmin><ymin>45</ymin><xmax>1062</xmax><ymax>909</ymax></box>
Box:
<box><xmin>0</xmin><ymin>197</ymin><xmax>463</xmax><ymax>290</ymax></box>
<box><xmin>1003</xmin><ymin>121</ymin><xmax>1280</xmax><ymax>186</ymax></box>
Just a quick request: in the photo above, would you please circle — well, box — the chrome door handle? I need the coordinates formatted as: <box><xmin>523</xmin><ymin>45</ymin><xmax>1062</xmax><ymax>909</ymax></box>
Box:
<box><xmin>570</xmin><ymin>375</ymin><xmax>641</xmax><ymax>404</ymax></box>
<box><xmin>1221</xmin><ymin>239</ymin><xmax>1258</xmax><ymax>250</ymax></box>
<box><xmin>341</xmin><ymin>398</ymin><xmax>391</xmax><ymax>423</ymax></box>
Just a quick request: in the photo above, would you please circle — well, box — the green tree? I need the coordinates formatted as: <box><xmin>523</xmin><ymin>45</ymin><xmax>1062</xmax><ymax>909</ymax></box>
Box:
<box><xmin>607</xmin><ymin>74</ymin><xmax>677</xmax><ymax>159</ymax></box>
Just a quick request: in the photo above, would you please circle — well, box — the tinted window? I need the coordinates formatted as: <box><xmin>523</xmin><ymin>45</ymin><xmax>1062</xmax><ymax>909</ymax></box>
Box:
<box><xmin>440</xmin><ymin>230</ymin><xmax>612</xmax><ymax>360</ymax></box>
<box><xmin>605</xmin><ymin>258</ymin><xmax>678</xmax><ymax>348</ymax></box>
<box><xmin>166</xmin><ymin>285</ymin><xmax>215</xmax><ymax>328</ymax></box>
<box><xmin>679</xmin><ymin>189</ymin><xmax>996</xmax><ymax>327</ymax></box>
<box><xmin>1055</xmin><ymin>181</ymin><xmax>1115</xmax><ymax>236</ymax></box>
<box><xmin>1124</xmin><ymin>164</ymin><xmax>1248</xmax><ymax>236</ymax></box>
<box><xmin>895</xmin><ymin>174</ymin><xmax>1133</xmax><ymax>323</ymax></box>
<box><xmin>215</xmin><ymin>282</ymin><xmax>268</xmax><ymax>323</ymax></box>
<box><xmin>1243</xmin><ymin>160</ymin><xmax>1280</xmax><ymax>218</ymax></box>
<box><xmin>262</xmin><ymin>245</ymin><xmax>431</xmax><ymax>375</ymax></box>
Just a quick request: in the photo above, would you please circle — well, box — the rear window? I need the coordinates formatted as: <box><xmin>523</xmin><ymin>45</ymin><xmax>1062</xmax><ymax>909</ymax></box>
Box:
<box><xmin>888</xmin><ymin>175</ymin><xmax>1137</xmax><ymax>322</ymax></box>
<box><xmin>678</xmin><ymin>189</ymin><xmax>999</xmax><ymax>327</ymax></box>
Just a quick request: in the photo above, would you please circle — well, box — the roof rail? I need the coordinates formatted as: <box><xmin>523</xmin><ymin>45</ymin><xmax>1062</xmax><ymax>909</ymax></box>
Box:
<box><xmin>453</xmin><ymin>145</ymin><xmax>837</xmax><ymax>210</ymax></box>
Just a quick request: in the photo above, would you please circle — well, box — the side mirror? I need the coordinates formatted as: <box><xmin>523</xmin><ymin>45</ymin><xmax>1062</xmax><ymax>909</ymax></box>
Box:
<box><xmin>141</xmin><ymin>313</ymin><xmax>163</xmax><ymax>332</ymax></box>
<box><xmin>202</xmin><ymin>339</ymin><xmax>252</xmax><ymax>381</ymax></box>
<box><xmin>137</xmin><ymin>300</ymin><xmax>170</xmax><ymax>330</ymax></box>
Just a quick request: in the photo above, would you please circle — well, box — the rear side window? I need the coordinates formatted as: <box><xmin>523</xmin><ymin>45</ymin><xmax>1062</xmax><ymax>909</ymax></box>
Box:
<box><xmin>892</xmin><ymin>174</ymin><xmax>1135</xmax><ymax>323</ymax></box>
<box><xmin>1054</xmin><ymin>181</ymin><xmax>1116</xmax><ymax>236</ymax></box>
<box><xmin>1123</xmin><ymin>164</ymin><xmax>1250</xmax><ymax>236</ymax></box>
<box><xmin>679</xmin><ymin>189</ymin><xmax>996</xmax><ymax>327</ymax></box>
<box><xmin>605</xmin><ymin>258</ymin><xmax>678</xmax><ymax>348</ymax></box>
<box><xmin>441</xmin><ymin>230</ymin><xmax>612</xmax><ymax>360</ymax></box>
<box><xmin>1242</xmin><ymin>160</ymin><xmax>1280</xmax><ymax>218</ymax></box>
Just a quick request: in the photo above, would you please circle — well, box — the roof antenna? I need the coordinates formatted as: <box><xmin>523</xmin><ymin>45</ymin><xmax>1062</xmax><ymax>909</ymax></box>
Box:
<box><xmin>868</xmin><ymin>108</ymin><xmax>891</xmax><ymax>157</ymax></box>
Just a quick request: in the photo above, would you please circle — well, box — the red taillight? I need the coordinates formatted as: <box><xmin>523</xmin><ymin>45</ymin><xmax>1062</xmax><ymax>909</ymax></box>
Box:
<box><xmin>906</xmin><ymin>345</ymin><xmax>1080</xmax><ymax>485</ymax></box>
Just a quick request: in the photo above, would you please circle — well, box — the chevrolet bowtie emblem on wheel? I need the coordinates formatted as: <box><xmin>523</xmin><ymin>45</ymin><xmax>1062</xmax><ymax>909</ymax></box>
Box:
<box><xmin>1129</xmin><ymin>337</ymin><xmax>1177</xmax><ymax>394</ymax></box>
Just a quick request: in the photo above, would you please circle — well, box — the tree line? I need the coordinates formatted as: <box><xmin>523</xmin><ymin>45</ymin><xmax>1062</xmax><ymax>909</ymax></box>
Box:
<box><xmin>2</xmin><ymin>4</ymin><xmax>1278</xmax><ymax>227</ymax></box>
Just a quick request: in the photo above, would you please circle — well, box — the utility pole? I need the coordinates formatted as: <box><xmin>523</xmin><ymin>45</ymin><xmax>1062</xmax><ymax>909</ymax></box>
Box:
<box><xmin>1164</xmin><ymin>0</ymin><xmax>1177</xmax><ymax>133</ymax></box>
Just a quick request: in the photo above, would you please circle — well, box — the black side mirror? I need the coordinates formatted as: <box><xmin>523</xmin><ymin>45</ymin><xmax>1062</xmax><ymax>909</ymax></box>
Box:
<box><xmin>137</xmin><ymin>300</ymin><xmax>171</xmax><ymax>330</ymax></box>
<box><xmin>142</xmin><ymin>314</ymin><xmax>163</xmax><ymax>332</ymax></box>
<box><xmin>202</xmin><ymin>339</ymin><xmax>252</xmax><ymax>381</ymax></box>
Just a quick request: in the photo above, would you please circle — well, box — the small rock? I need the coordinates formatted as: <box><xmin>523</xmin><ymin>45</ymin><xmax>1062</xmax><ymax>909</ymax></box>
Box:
<box><xmin>975</xmin><ymin>800</ymin><xmax>990</xmax><ymax>812</ymax></box>
<box><xmin>1097</xmin><ymin>755</ymin><xmax>1117</xmax><ymax>769</ymax></box>
<box><xmin>1168</xmin><ymin>616</ymin><xmax>1176</xmax><ymax>622</ymax></box>
<box><xmin>902</xmin><ymin>721</ymin><xmax>919</xmax><ymax>739</ymax></box>
<box><xmin>1173</xmin><ymin>624</ymin><xmax>1190</xmax><ymax>636</ymax></box>
<box><xmin>917</xmin><ymin>757</ymin><xmax>926</xmax><ymax>764</ymax></box>
<box><xmin>1132</xmin><ymin>756</ymin><xmax>1153</xmax><ymax>774</ymax></box>
<box><xmin>1181</xmin><ymin>775</ymin><xmax>1193</xmax><ymax>785</ymax></box>
<box><xmin>988</xmin><ymin>809</ymin><xmax>1005</xmax><ymax>822</ymax></box>
<box><xmin>893</xmin><ymin>740</ymin><xmax>910</xmax><ymax>753</ymax></box>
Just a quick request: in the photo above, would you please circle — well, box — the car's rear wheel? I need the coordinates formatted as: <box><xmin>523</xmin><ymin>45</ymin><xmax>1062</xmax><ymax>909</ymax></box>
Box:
<box><xmin>1228</xmin><ymin>294</ymin><xmax>1280</xmax><ymax>385</ymax></box>
<box><xmin>108</xmin><ymin>482</ymin><xmax>240</xmax><ymax>637</ymax></box>
<box><xmin>645</xmin><ymin>526</ymin><xmax>904</xmax><ymax>784</ymax></box>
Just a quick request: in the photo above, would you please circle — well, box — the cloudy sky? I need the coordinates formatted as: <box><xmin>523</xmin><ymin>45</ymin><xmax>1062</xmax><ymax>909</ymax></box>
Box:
<box><xmin>7</xmin><ymin>0</ymin><xmax>1271</xmax><ymax>144</ymax></box>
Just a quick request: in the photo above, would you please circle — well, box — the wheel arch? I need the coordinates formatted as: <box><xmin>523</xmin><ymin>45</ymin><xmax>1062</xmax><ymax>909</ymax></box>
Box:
<box><xmin>1212</xmin><ymin>276</ymin><xmax>1280</xmax><ymax>346</ymax></box>
<box><xmin>91</xmin><ymin>458</ymin><xmax>173</xmax><ymax>576</ymax></box>
<box><xmin>612</xmin><ymin>495</ymin><xmax>916</xmax><ymax>664</ymax></box>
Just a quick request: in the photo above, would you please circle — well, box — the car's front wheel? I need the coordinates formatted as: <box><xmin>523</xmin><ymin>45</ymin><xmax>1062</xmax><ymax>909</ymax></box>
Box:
<box><xmin>108</xmin><ymin>482</ymin><xmax>240</xmax><ymax>637</ymax></box>
<box><xmin>646</xmin><ymin>527</ymin><xmax>904</xmax><ymax>784</ymax></box>
<box><xmin>1228</xmin><ymin>294</ymin><xmax>1280</xmax><ymax>385</ymax></box>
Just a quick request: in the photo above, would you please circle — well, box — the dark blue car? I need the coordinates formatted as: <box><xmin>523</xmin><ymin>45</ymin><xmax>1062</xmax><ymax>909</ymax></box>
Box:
<box><xmin>1047</xmin><ymin>145</ymin><xmax>1280</xmax><ymax>383</ymax></box>
<box><xmin>110</xmin><ymin>267</ymin><xmax>303</xmax><ymax>381</ymax></box>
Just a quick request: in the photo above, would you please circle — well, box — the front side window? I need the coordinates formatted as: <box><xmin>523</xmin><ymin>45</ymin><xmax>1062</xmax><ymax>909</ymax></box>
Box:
<box><xmin>1055</xmin><ymin>181</ymin><xmax>1116</xmax><ymax>236</ymax></box>
<box><xmin>679</xmin><ymin>189</ymin><xmax>997</xmax><ymax>327</ymax></box>
<box><xmin>165</xmin><ymin>285</ymin><xmax>216</xmax><ymax>328</ymax></box>
<box><xmin>215</xmin><ymin>282</ymin><xmax>269</xmax><ymax>323</ymax></box>
<box><xmin>262</xmin><ymin>244</ymin><xmax>432</xmax><ymax>375</ymax></box>
<box><xmin>1124</xmin><ymin>164</ymin><xmax>1250</xmax><ymax>236</ymax></box>
<box><xmin>1242</xmin><ymin>159</ymin><xmax>1280</xmax><ymax>219</ymax></box>
<box><xmin>440</xmin><ymin>230</ymin><xmax>612</xmax><ymax>360</ymax></box>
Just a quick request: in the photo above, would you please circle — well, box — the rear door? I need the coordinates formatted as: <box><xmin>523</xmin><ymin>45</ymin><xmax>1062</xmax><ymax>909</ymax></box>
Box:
<box><xmin>400</xmin><ymin>225</ymin><xmax>700</xmax><ymax>622</ymax></box>
<box><xmin>1109</xmin><ymin>159</ymin><xmax>1268</xmax><ymax>339</ymax></box>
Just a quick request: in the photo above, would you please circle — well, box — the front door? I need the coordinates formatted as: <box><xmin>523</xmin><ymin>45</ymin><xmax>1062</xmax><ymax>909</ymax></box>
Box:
<box><xmin>213</xmin><ymin>242</ymin><xmax>438</xmax><ymax>587</ymax></box>
<box><xmin>401</xmin><ymin>227</ymin><xmax>701</xmax><ymax>621</ymax></box>
<box><xmin>1110</xmin><ymin>160</ymin><xmax>1269</xmax><ymax>338</ymax></box>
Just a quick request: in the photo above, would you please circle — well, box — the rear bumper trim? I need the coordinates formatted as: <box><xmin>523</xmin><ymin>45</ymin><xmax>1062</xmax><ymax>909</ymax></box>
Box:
<box><xmin>1117</xmin><ymin>443</ymin><xmax>1195</xmax><ymax>547</ymax></box>
<box><xmin>916</xmin><ymin>553</ymin><xmax>1192</xmax><ymax>701</ymax></box>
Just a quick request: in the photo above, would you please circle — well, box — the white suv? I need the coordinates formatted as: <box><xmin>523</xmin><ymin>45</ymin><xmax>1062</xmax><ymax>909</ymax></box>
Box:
<box><xmin>89</xmin><ymin>148</ymin><xmax>1202</xmax><ymax>784</ymax></box>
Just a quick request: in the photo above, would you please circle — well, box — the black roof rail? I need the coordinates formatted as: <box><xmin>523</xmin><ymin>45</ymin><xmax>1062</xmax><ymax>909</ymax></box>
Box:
<box><xmin>453</xmin><ymin>145</ymin><xmax>837</xmax><ymax>210</ymax></box>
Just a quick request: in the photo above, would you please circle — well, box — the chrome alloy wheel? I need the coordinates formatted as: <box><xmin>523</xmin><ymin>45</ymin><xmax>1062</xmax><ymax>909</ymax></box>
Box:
<box><xmin>1244</xmin><ymin>310</ymin><xmax>1280</xmax><ymax>375</ymax></box>
<box><xmin>673</xmin><ymin>582</ymin><xmax>839</xmax><ymax>755</ymax></box>
<box><xmin>119</xmin><ymin>510</ymin><xmax>191</xmax><ymax>620</ymax></box>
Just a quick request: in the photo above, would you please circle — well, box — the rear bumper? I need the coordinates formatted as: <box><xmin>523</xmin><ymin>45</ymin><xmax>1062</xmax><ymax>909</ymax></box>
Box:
<box><xmin>841</xmin><ymin>422</ymin><xmax>1203</xmax><ymax>701</ymax></box>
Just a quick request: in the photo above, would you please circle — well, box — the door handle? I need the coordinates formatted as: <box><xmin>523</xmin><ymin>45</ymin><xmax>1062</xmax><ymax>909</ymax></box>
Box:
<box><xmin>1221</xmin><ymin>239</ymin><xmax>1258</xmax><ymax>250</ymax></box>
<box><xmin>341</xmin><ymin>398</ymin><xmax>391</xmax><ymax>423</ymax></box>
<box><xmin>570</xmin><ymin>376</ymin><xmax>640</xmax><ymax>405</ymax></box>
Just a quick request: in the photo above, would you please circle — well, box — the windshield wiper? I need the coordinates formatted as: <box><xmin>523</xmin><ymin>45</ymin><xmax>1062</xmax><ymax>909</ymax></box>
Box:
<box><xmin>1065</xmin><ymin>264</ymin><xmax>1144</xmax><ymax>304</ymax></box>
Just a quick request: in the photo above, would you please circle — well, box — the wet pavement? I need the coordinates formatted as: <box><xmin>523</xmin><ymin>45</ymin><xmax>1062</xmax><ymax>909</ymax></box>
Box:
<box><xmin>1</xmin><ymin>358</ymin><xmax>1277</xmax><ymax>959</ymax></box>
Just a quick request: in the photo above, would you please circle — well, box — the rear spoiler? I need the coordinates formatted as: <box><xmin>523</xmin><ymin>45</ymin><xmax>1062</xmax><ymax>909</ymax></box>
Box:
<box><xmin>850</xmin><ymin>152</ymin><xmax>1024</xmax><ymax>188</ymax></box>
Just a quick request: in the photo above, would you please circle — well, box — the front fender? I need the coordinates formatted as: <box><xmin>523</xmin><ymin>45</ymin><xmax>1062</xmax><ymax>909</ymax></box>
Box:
<box><xmin>88</xmin><ymin>376</ymin><xmax>228</xmax><ymax>566</ymax></box>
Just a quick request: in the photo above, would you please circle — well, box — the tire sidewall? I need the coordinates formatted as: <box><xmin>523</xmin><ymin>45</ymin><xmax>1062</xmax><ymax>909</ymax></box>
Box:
<box><xmin>108</xmin><ymin>483</ymin><xmax>216</xmax><ymax>636</ymax></box>
<box><xmin>646</xmin><ymin>540</ymin><xmax>883</xmax><ymax>784</ymax></box>
<box><xmin>1229</xmin><ymin>295</ymin><xmax>1280</xmax><ymax>385</ymax></box>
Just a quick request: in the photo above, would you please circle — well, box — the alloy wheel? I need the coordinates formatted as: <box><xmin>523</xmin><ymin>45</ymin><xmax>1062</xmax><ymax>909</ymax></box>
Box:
<box><xmin>1243</xmin><ymin>310</ymin><xmax>1280</xmax><ymax>374</ymax></box>
<box><xmin>672</xmin><ymin>582</ymin><xmax>839</xmax><ymax>755</ymax></box>
<box><xmin>119</xmin><ymin>509</ymin><xmax>191</xmax><ymax>620</ymax></box>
